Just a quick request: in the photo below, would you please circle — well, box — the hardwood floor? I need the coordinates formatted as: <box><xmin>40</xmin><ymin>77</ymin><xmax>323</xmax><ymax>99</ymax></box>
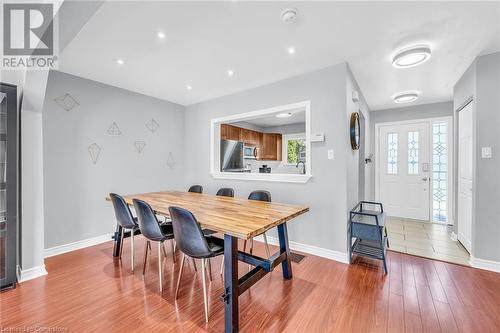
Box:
<box><xmin>2</xmin><ymin>238</ymin><xmax>500</xmax><ymax>332</ymax></box>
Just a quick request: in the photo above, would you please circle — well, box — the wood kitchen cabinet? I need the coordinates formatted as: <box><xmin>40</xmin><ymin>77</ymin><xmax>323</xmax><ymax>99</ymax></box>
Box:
<box><xmin>220</xmin><ymin>124</ymin><xmax>241</xmax><ymax>141</ymax></box>
<box><xmin>220</xmin><ymin>124</ymin><xmax>281</xmax><ymax>161</ymax></box>
<box><xmin>261</xmin><ymin>133</ymin><xmax>282</xmax><ymax>161</ymax></box>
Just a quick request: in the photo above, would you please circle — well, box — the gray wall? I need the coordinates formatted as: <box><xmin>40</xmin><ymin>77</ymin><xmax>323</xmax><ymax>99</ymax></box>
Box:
<box><xmin>184</xmin><ymin>64</ymin><xmax>351</xmax><ymax>254</ymax></box>
<box><xmin>454</xmin><ymin>53</ymin><xmax>500</xmax><ymax>262</ymax></box>
<box><xmin>368</xmin><ymin>101</ymin><xmax>453</xmax><ymax>199</ymax></box>
<box><xmin>42</xmin><ymin>71</ymin><xmax>186</xmax><ymax>248</ymax></box>
<box><xmin>346</xmin><ymin>65</ymin><xmax>371</xmax><ymax>206</ymax></box>
<box><xmin>474</xmin><ymin>53</ymin><xmax>500</xmax><ymax>262</ymax></box>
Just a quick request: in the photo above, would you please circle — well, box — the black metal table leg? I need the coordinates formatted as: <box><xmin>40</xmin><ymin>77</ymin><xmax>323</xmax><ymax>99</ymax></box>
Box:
<box><xmin>223</xmin><ymin>234</ymin><xmax>239</xmax><ymax>333</ymax></box>
<box><xmin>112</xmin><ymin>224</ymin><xmax>123</xmax><ymax>257</ymax></box>
<box><xmin>277</xmin><ymin>222</ymin><xmax>293</xmax><ymax>279</ymax></box>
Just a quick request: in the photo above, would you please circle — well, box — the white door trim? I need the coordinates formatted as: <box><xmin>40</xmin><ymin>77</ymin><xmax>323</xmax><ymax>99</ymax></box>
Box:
<box><xmin>375</xmin><ymin>116</ymin><xmax>454</xmax><ymax>223</ymax></box>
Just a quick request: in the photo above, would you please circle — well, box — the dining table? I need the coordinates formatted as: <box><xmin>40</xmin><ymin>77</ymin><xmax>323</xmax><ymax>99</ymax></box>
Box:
<box><xmin>107</xmin><ymin>190</ymin><xmax>309</xmax><ymax>333</ymax></box>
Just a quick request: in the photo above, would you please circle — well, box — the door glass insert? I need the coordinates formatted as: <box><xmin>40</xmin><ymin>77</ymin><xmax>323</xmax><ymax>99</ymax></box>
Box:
<box><xmin>408</xmin><ymin>131</ymin><xmax>419</xmax><ymax>175</ymax></box>
<box><xmin>387</xmin><ymin>132</ymin><xmax>398</xmax><ymax>174</ymax></box>
<box><xmin>432</xmin><ymin>122</ymin><xmax>448</xmax><ymax>222</ymax></box>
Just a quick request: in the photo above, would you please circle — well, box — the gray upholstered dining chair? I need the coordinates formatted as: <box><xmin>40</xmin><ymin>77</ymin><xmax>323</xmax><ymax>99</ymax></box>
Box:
<box><xmin>246</xmin><ymin>190</ymin><xmax>272</xmax><ymax>258</ymax></box>
<box><xmin>133</xmin><ymin>199</ymin><xmax>175</xmax><ymax>292</ymax></box>
<box><xmin>216</xmin><ymin>187</ymin><xmax>234</xmax><ymax>197</ymax></box>
<box><xmin>110</xmin><ymin>193</ymin><xmax>139</xmax><ymax>272</ymax></box>
<box><xmin>169</xmin><ymin>206</ymin><xmax>224</xmax><ymax>323</ymax></box>
<box><xmin>188</xmin><ymin>185</ymin><xmax>203</xmax><ymax>193</ymax></box>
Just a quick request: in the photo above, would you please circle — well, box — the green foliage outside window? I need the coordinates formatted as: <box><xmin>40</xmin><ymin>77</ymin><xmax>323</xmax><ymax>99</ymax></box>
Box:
<box><xmin>287</xmin><ymin>138</ymin><xmax>306</xmax><ymax>164</ymax></box>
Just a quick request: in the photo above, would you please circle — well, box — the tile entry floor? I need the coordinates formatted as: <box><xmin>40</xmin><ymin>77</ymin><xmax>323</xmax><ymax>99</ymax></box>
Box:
<box><xmin>386</xmin><ymin>217</ymin><xmax>471</xmax><ymax>266</ymax></box>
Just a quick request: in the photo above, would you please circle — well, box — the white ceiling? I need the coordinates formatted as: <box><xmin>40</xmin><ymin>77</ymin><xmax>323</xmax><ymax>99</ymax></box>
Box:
<box><xmin>59</xmin><ymin>1</ymin><xmax>500</xmax><ymax>110</ymax></box>
<box><xmin>243</xmin><ymin>109</ymin><xmax>306</xmax><ymax>128</ymax></box>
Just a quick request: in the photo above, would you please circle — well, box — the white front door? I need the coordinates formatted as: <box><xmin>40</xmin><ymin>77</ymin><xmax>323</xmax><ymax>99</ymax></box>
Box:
<box><xmin>458</xmin><ymin>102</ymin><xmax>473</xmax><ymax>253</ymax></box>
<box><xmin>379</xmin><ymin>122</ymin><xmax>430</xmax><ymax>220</ymax></box>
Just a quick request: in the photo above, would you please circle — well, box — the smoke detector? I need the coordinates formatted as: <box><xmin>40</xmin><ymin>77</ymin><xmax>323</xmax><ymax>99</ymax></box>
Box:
<box><xmin>281</xmin><ymin>7</ymin><xmax>298</xmax><ymax>23</ymax></box>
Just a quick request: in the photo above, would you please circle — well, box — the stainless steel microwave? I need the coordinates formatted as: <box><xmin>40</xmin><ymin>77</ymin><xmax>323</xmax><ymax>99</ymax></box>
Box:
<box><xmin>243</xmin><ymin>145</ymin><xmax>257</xmax><ymax>159</ymax></box>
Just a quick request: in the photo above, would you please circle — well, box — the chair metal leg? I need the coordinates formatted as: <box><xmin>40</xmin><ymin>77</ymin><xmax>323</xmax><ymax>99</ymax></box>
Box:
<box><xmin>158</xmin><ymin>241</ymin><xmax>163</xmax><ymax>292</ymax></box>
<box><xmin>130</xmin><ymin>230</ymin><xmax>135</xmax><ymax>272</ymax></box>
<box><xmin>248</xmin><ymin>238</ymin><xmax>254</xmax><ymax>272</ymax></box>
<box><xmin>175</xmin><ymin>254</ymin><xmax>186</xmax><ymax>299</ymax></box>
<box><xmin>220</xmin><ymin>255</ymin><xmax>224</xmax><ymax>277</ymax></box>
<box><xmin>201</xmin><ymin>259</ymin><xmax>209</xmax><ymax>323</ymax></box>
<box><xmin>207</xmin><ymin>258</ymin><xmax>212</xmax><ymax>281</ymax></box>
<box><xmin>263</xmin><ymin>233</ymin><xmax>271</xmax><ymax>258</ymax></box>
<box><xmin>119</xmin><ymin>228</ymin><xmax>125</xmax><ymax>259</ymax></box>
<box><xmin>170</xmin><ymin>239</ymin><xmax>176</xmax><ymax>263</ymax></box>
<box><xmin>142</xmin><ymin>240</ymin><xmax>150</xmax><ymax>275</ymax></box>
<box><xmin>162</xmin><ymin>242</ymin><xmax>168</xmax><ymax>260</ymax></box>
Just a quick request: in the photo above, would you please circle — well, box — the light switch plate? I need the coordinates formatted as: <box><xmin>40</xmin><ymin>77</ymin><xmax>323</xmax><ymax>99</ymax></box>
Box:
<box><xmin>327</xmin><ymin>149</ymin><xmax>334</xmax><ymax>160</ymax></box>
<box><xmin>481</xmin><ymin>147</ymin><xmax>492</xmax><ymax>158</ymax></box>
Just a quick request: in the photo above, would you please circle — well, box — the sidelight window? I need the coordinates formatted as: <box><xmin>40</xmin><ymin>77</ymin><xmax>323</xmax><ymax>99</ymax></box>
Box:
<box><xmin>408</xmin><ymin>131</ymin><xmax>419</xmax><ymax>175</ymax></box>
<box><xmin>387</xmin><ymin>132</ymin><xmax>398</xmax><ymax>174</ymax></box>
<box><xmin>432</xmin><ymin>122</ymin><xmax>448</xmax><ymax>222</ymax></box>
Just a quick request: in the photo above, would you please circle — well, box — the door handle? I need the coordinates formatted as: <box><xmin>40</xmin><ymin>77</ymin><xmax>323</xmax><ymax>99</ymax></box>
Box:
<box><xmin>422</xmin><ymin>177</ymin><xmax>429</xmax><ymax>181</ymax></box>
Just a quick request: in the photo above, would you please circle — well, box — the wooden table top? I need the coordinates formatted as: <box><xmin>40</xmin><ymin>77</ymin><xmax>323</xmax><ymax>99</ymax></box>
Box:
<box><xmin>107</xmin><ymin>191</ymin><xmax>309</xmax><ymax>239</ymax></box>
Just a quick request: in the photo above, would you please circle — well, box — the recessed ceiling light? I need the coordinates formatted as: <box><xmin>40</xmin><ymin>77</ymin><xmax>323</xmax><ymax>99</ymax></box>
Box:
<box><xmin>288</xmin><ymin>47</ymin><xmax>296</xmax><ymax>55</ymax></box>
<box><xmin>393</xmin><ymin>92</ymin><xmax>419</xmax><ymax>104</ymax></box>
<box><xmin>156</xmin><ymin>31</ymin><xmax>166</xmax><ymax>39</ymax></box>
<box><xmin>186</xmin><ymin>85</ymin><xmax>192</xmax><ymax>90</ymax></box>
<box><xmin>227</xmin><ymin>69</ymin><xmax>234</xmax><ymax>77</ymax></box>
<box><xmin>281</xmin><ymin>7</ymin><xmax>298</xmax><ymax>23</ymax></box>
<box><xmin>276</xmin><ymin>112</ymin><xmax>292</xmax><ymax>118</ymax></box>
<box><xmin>116</xmin><ymin>58</ymin><xmax>125</xmax><ymax>65</ymax></box>
<box><xmin>392</xmin><ymin>45</ymin><xmax>431</xmax><ymax>68</ymax></box>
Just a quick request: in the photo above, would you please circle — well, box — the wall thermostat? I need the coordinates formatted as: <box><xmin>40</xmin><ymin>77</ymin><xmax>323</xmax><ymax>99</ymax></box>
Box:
<box><xmin>311</xmin><ymin>133</ymin><xmax>325</xmax><ymax>142</ymax></box>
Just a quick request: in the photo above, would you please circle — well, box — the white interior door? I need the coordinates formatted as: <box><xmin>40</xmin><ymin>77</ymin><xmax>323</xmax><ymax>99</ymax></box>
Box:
<box><xmin>458</xmin><ymin>102</ymin><xmax>473</xmax><ymax>253</ymax></box>
<box><xmin>379</xmin><ymin>122</ymin><xmax>430</xmax><ymax>220</ymax></box>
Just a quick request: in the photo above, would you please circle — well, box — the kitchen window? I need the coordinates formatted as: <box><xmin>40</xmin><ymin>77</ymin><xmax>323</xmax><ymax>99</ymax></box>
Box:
<box><xmin>282</xmin><ymin>134</ymin><xmax>306</xmax><ymax>165</ymax></box>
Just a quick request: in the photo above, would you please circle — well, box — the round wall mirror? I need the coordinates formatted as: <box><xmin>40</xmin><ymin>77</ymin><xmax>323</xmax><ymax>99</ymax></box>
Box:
<box><xmin>350</xmin><ymin>112</ymin><xmax>360</xmax><ymax>150</ymax></box>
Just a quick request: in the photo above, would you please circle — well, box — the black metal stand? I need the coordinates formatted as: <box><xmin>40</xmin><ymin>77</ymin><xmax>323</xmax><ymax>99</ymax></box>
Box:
<box><xmin>349</xmin><ymin>201</ymin><xmax>388</xmax><ymax>273</ymax></box>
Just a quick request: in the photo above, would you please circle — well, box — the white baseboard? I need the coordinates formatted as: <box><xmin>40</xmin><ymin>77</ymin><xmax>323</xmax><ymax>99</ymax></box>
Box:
<box><xmin>254</xmin><ymin>235</ymin><xmax>349</xmax><ymax>264</ymax></box>
<box><xmin>18</xmin><ymin>264</ymin><xmax>48</xmax><ymax>283</ymax></box>
<box><xmin>470</xmin><ymin>256</ymin><xmax>500</xmax><ymax>273</ymax></box>
<box><xmin>450</xmin><ymin>232</ymin><xmax>458</xmax><ymax>241</ymax></box>
<box><xmin>44</xmin><ymin>233</ymin><xmax>114</xmax><ymax>258</ymax></box>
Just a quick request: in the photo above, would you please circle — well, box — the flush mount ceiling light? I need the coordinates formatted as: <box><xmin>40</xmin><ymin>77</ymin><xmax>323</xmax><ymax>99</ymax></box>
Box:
<box><xmin>227</xmin><ymin>69</ymin><xmax>234</xmax><ymax>77</ymax></box>
<box><xmin>287</xmin><ymin>47</ymin><xmax>296</xmax><ymax>55</ymax></box>
<box><xmin>156</xmin><ymin>31</ymin><xmax>166</xmax><ymax>39</ymax></box>
<box><xmin>393</xmin><ymin>92</ymin><xmax>419</xmax><ymax>104</ymax></box>
<box><xmin>392</xmin><ymin>45</ymin><xmax>431</xmax><ymax>68</ymax></box>
<box><xmin>281</xmin><ymin>7</ymin><xmax>298</xmax><ymax>23</ymax></box>
<box><xmin>276</xmin><ymin>112</ymin><xmax>292</xmax><ymax>118</ymax></box>
<box><xmin>116</xmin><ymin>58</ymin><xmax>125</xmax><ymax>65</ymax></box>
<box><xmin>186</xmin><ymin>85</ymin><xmax>192</xmax><ymax>90</ymax></box>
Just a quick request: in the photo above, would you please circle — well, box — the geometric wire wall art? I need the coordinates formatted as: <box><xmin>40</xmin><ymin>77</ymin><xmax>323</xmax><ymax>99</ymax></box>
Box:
<box><xmin>134</xmin><ymin>141</ymin><xmax>146</xmax><ymax>153</ymax></box>
<box><xmin>88</xmin><ymin>143</ymin><xmax>101</xmax><ymax>164</ymax></box>
<box><xmin>166</xmin><ymin>152</ymin><xmax>175</xmax><ymax>168</ymax></box>
<box><xmin>54</xmin><ymin>93</ymin><xmax>80</xmax><ymax>111</ymax></box>
<box><xmin>146</xmin><ymin>118</ymin><xmax>160</xmax><ymax>133</ymax></box>
<box><xmin>107</xmin><ymin>121</ymin><xmax>122</xmax><ymax>136</ymax></box>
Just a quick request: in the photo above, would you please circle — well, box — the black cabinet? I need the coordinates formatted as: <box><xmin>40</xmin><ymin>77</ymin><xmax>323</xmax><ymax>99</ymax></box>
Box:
<box><xmin>0</xmin><ymin>83</ymin><xmax>19</xmax><ymax>290</ymax></box>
